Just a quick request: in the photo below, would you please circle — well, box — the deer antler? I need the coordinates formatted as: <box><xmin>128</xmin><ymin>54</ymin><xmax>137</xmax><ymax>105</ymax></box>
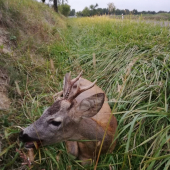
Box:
<box><xmin>63</xmin><ymin>71</ymin><xmax>97</xmax><ymax>102</ymax></box>
<box><xmin>68</xmin><ymin>78</ymin><xmax>97</xmax><ymax>101</ymax></box>
<box><xmin>63</xmin><ymin>71</ymin><xmax>83</xmax><ymax>99</ymax></box>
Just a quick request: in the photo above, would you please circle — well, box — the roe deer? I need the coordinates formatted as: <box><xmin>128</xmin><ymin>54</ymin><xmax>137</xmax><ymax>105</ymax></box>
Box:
<box><xmin>19</xmin><ymin>71</ymin><xmax>117</xmax><ymax>164</ymax></box>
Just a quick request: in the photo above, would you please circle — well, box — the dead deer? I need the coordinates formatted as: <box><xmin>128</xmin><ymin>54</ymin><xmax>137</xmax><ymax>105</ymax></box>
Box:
<box><xmin>19</xmin><ymin>71</ymin><xmax>117</xmax><ymax>164</ymax></box>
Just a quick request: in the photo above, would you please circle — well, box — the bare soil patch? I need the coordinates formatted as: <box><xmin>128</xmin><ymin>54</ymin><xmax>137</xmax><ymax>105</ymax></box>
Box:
<box><xmin>0</xmin><ymin>27</ymin><xmax>11</xmax><ymax>110</ymax></box>
<box><xmin>0</xmin><ymin>68</ymin><xmax>10</xmax><ymax>110</ymax></box>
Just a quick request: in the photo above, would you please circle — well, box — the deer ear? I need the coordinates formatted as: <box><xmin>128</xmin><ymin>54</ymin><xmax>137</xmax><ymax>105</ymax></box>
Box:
<box><xmin>75</xmin><ymin>93</ymin><xmax>105</xmax><ymax>118</ymax></box>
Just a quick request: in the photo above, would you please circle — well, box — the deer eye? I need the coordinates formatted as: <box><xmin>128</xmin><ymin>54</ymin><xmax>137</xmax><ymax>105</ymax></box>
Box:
<box><xmin>50</xmin><ymin>121</ymin><xmax>61</xmax><ymax>126</ymax></box>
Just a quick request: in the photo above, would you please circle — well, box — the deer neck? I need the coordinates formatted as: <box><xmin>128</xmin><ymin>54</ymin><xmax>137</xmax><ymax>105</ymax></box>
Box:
<box><xmin>77</xmin><ymin>118</ymin><xmax>110</xmax><ymax>142</ymax></box>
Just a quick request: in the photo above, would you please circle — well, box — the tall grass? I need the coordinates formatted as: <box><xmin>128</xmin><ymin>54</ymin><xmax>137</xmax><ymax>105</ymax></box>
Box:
<box><xmin>0</xmin><ymin>0</ymin><xmax>70</xmax><ymax>169</ymax></box>
<box><xmin>142</xmin><ymin>13</ymin><xmax>170</xmax><ymax>21</ymax></box>
<box><xmin>66</xmin><ymin>17</ymin><xmax>170</xmax><ymax>169</ymax></box>
<box><xmin>110</xmin><ymin>13</ymin><xmax>170</xmax><ymax>21</ymax></box>
<box><xmin>0</xmin><ymin>2</ymin><xmax>170</xmax><ymax>169</ymax></box>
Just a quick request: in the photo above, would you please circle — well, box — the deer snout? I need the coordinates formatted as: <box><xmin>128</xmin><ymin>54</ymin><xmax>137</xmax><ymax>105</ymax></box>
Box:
<box><xmin>19</xmin><ymin>130</ymin><xmax>36</xmax><ymax>143</ymax></box>
<box><xmin>19</xmin><ymin>130</ymin><xmax>24</xmax><ymax>141</ymax></box>
<box><xmin>19</xmin><ymin>130</ymin><xmax>42</xmax><ymax>148</ymax></box>
<box><xmin>19</xmin><ymin>130</ymin><xmax>30</xmax><ymax>142</ymax></box>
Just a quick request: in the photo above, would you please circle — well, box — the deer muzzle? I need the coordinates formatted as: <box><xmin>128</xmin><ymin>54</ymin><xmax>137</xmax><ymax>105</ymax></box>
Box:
<box><xmin>19</xmin><ymin>130</ymin><xmax>42</xmax><ymax>148</ymax></box>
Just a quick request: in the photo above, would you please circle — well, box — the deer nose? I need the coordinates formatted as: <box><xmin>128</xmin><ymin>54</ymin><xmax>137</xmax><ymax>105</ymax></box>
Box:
<box><xmin>19</xmin><ymin>130</ymin><xmax>24</xmax><ymax>141</ymax></box>
<box><xmin>19</xmin><ymin>130</ymin><xmax>29</xmax><ymax>142</ymax></box>
<box><xmin>19</xmin><ymin>130</ymin><xmax>37</xmax><ymax>143</ymax></box>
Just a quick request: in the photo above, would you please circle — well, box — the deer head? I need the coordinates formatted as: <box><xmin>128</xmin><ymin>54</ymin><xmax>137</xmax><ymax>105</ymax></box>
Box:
<box><xmin>19</xmin><ymin>72</ymin><xmax>105</xmax><ymax>148</ymax></box>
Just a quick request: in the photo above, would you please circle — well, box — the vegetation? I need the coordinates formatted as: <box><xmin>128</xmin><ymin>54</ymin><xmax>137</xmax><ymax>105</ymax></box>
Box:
<box><xmin>141</xmin><ymin>13</ymin><xmax>170</xmax><ymax>21</ymax></box>
<box><xmin>77</xmin><ymin>7</ymin><xmax>170</xmax><ymax>21</ymax></box>
<box><xmin>76</xmin><ymin>3</ymin><xmax>169</xmax><ymax>18</ymax></box>
<box><xmin>41</xmin><ymin>0</ymin><xmax>70</xmax><ymax>17</ymax></box>
<box><xmin>58</xmin><ymin>3</ymin><xmax>71</xmax><ymax>17</ymax></box>
<box><xmin>0</xmin><ymin>0</ymin><xmax>170</xmax><ymax>169</ymax></box>
<box><xmin>42</xmin><ymin>0</ymin><xmax>68</xmax><ymax>13</ymax></box>
<box><xmin>69</xmin><ymin>9</ymin><xmax>76</xmax><ymax>16</ymax></box>
<box><xmin>107</xmin><ymin>2</ymin><xmax>116</xmax><ymax>15</ymax></box>
<box><xmin>109</xmin><ymin>13</ymin><xmax>170</xmax><ymax>21</ymax></box>
<box><xmin>0</xmin><ymin>0</ymin><xmax>66</xmax><ymax>47</ymax></box>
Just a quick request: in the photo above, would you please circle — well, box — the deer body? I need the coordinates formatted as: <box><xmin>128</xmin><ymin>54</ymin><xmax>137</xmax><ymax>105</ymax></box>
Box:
<box><xmin>19</xmin><ymin>72</ymin><xmax>117</xmax><ymax>164</ymax></box>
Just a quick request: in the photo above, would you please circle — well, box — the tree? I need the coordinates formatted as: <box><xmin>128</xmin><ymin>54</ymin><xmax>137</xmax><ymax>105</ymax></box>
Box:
<box><xmin>125</xmin><ymin>9</ymin><xmax>130</xmax><ymax>15</ymax></box>
<box><xmin>132</xmin><ymin>9</ymin><xmax>138</xmax><ymax>15</ymax></box>
<box><xmin>42</xmin><ymin>0</ymin><xmax>68</xmax><ymax>13</ymax></box>
<box><xmin>69</xmin><ymin>9</ymin><xmax>76</xmax><ymax>16</ymax></box>
<box><xmin>115</xmin><ymin>9</ymin><xmax>121</xmax><ymax>15</ymax></box>
<box><xmin>96</xmin><ymin>8</ymin><xmax>103</xmax><ymax>15</ymax></box>
<box><xmin>89</xmin><ymin>3</ymin><xmax>98</xmax><ymax>16</ymax></box>
<box><xmin>53</xmin><ymin>0</ymin><xmax>58</xmax><ymax>12</ymax></box>
<box><xmin>58</xmin><ymin>3</ymin><xmax>70</xmax><ymax>16</ymax></box>
<box><xmin>82</xmin><ymin>7</ymin><xmax>90</xmax><ymax>16</ymax></box>
<box><xmin>76</xmin><ymin>11</ymin><xmax>83</xmax><ymax>17</ymax></box>
<box><xmin>107</xmin><ymin>2</ymin><xmax>116</xmax><ymax>15</ymax></box>
<box><xmin>158</xmin><ymin>10</ymin><xmax>167</xmax><ymax>13</ymax></box>
<box><xmin>89</xmin><ymin>4</ymin><xmax>94</xmax><ymax>10</ymax></box>
<box><xmin>103</xmin><ymin>8</ymin><xmax>109</xmax><ymax>15</ymax></box>
<box><xmin>89</xmin><ymin>3</ymin><xmax>98</xmax><ymax>10</ymax></box>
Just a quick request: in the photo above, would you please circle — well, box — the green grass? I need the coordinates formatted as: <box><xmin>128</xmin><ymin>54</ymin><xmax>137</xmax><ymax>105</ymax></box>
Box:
<box><xmin>64</xmin><ymin>17</ymin><xmax>170</xmax><ymax>169</ymax></box>
<box><xmin>111</xmin><ymin>13</ymin><xmax>170</xmax><ymax>21</ymax></box>
<box><xmin>0</xmin><ymin>0</ymin><xmax>66</xmax><ymax>50</ymax></box>
<box><xmin>142</xmin><ymin>13</ymin><xmax>170</xmax><ymax>21</ymax></box>
<box><xmin>0</xmin><ymin>1</ymin><xmax>170</xmax><ymax>169</ymax></box>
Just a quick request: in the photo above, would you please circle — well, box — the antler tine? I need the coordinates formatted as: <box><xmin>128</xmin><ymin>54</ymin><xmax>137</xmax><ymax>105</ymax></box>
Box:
<box><xmin>79</xmin><ymin>79</ymin><xmax>97</xmax><ymax>92</ymax></box>
<box><xmin>63</xmin><ymin>72</ymin><xmax>71</xmax><ymax>98</ymax></box>
<box><xmin>53</xmin><ymin>91</ymin><xmax>63</xmax><ymax>101</ymax></box>
<box><xmin>70</xmin><ymin>71</ymin><xmax>83</xmax><ymax>85</ymax></box>
<box><xmin>68</xmin><ymin>78</ymin><xmax>97</xmax><ymax>101</ymax></box>
<box><xmin>63</xmin><ymin>71</ymin><xmax>83</xmax><ymax>99</ymax></box>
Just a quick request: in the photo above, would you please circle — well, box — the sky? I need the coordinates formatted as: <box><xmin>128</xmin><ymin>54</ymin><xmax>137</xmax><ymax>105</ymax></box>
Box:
<box><xmin>68</xmin><ymin>0</ymin><xmax>170</xmax><ymax>12</ymax></box>
<box><xmin>37</xmin><ymin>0</ymin><xmax>170</xmax><ymax>12</ymax></box>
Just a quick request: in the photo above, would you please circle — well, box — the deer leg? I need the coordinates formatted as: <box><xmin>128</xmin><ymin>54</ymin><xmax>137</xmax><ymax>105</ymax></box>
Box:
<box><xmin>66</xmin><ymin>141</ymin><xmax>78</xmax><ymax>159</ymax></box>
<box><xmin>78</xmin><ymin>155</ymin><xmax>93</xmax><ymax>165</ymax></box>
<box><xmin>77</xmin><ymin>141</ymin><xmax>98</xmax><ymax>165</ymax></box>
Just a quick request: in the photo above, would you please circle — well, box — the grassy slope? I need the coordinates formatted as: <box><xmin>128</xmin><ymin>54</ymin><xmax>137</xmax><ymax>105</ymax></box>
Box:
<box><xmin>0</xmin><ymin>0</ymin><xmax>69</xmax><ymax>169</ymax></box>
<box><xmin>0</xmin><ymin>1</ymin><xmax>170</xmax><ymax>170</ymax></box>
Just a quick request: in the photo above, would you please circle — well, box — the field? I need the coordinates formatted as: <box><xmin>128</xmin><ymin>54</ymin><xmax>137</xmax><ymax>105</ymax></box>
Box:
<box><xmin>0</xmin><ymin>0</ymin><xmax>170</xmax><ymax>169</ymax></box>
<box><xmin>142</xmin><ymin>13</ymin><xmax>170</xmax><ymax>21</ymax></box>
<box><xmin>111</xmin><ymin>13</ymin><xmax>170</xmax><ymax>21</ymax></box>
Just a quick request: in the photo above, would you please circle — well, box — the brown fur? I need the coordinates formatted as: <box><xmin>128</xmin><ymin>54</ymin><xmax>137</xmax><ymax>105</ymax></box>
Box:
<box><xmin>66</xmin><ymin>78</ymin><xmax>117</xmax><ymax>164</ymax></box>
<box><xmin>48</xmin><ymin>100</ymin><xmax>61</xmax><ymax>115</ymax></box>
<box><xmin>21</xmin><ymin>76</ymin><xmax>117</xmax><ymax>165</ymax></box>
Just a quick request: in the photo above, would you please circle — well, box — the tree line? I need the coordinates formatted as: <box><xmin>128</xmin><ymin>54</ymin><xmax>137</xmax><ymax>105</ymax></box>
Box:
<box><xmin>75</xmin><ymin>3</ymin><xmax>170</xmax><ymax>17</ymax></box>
<box><xmin>40</xmin><ymin>1</ymin><xmax>169</xmax><ymax>17</ymax></box>
<box><xmin>41</xmin><ymin>0</ymin><xmax>71</xmax><ymax>16</ymax></box>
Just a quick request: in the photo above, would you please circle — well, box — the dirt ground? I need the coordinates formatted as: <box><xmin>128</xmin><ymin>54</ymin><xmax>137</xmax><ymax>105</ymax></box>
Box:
<box><xmin>0</xmin><ymin>27</ymin><xmax>11</xmax><ymax>110</ymax></box>
<box><xmin>0</xmin><ymin>69</ymin><xmax>10</xmax><ymax>110</ymax></box>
